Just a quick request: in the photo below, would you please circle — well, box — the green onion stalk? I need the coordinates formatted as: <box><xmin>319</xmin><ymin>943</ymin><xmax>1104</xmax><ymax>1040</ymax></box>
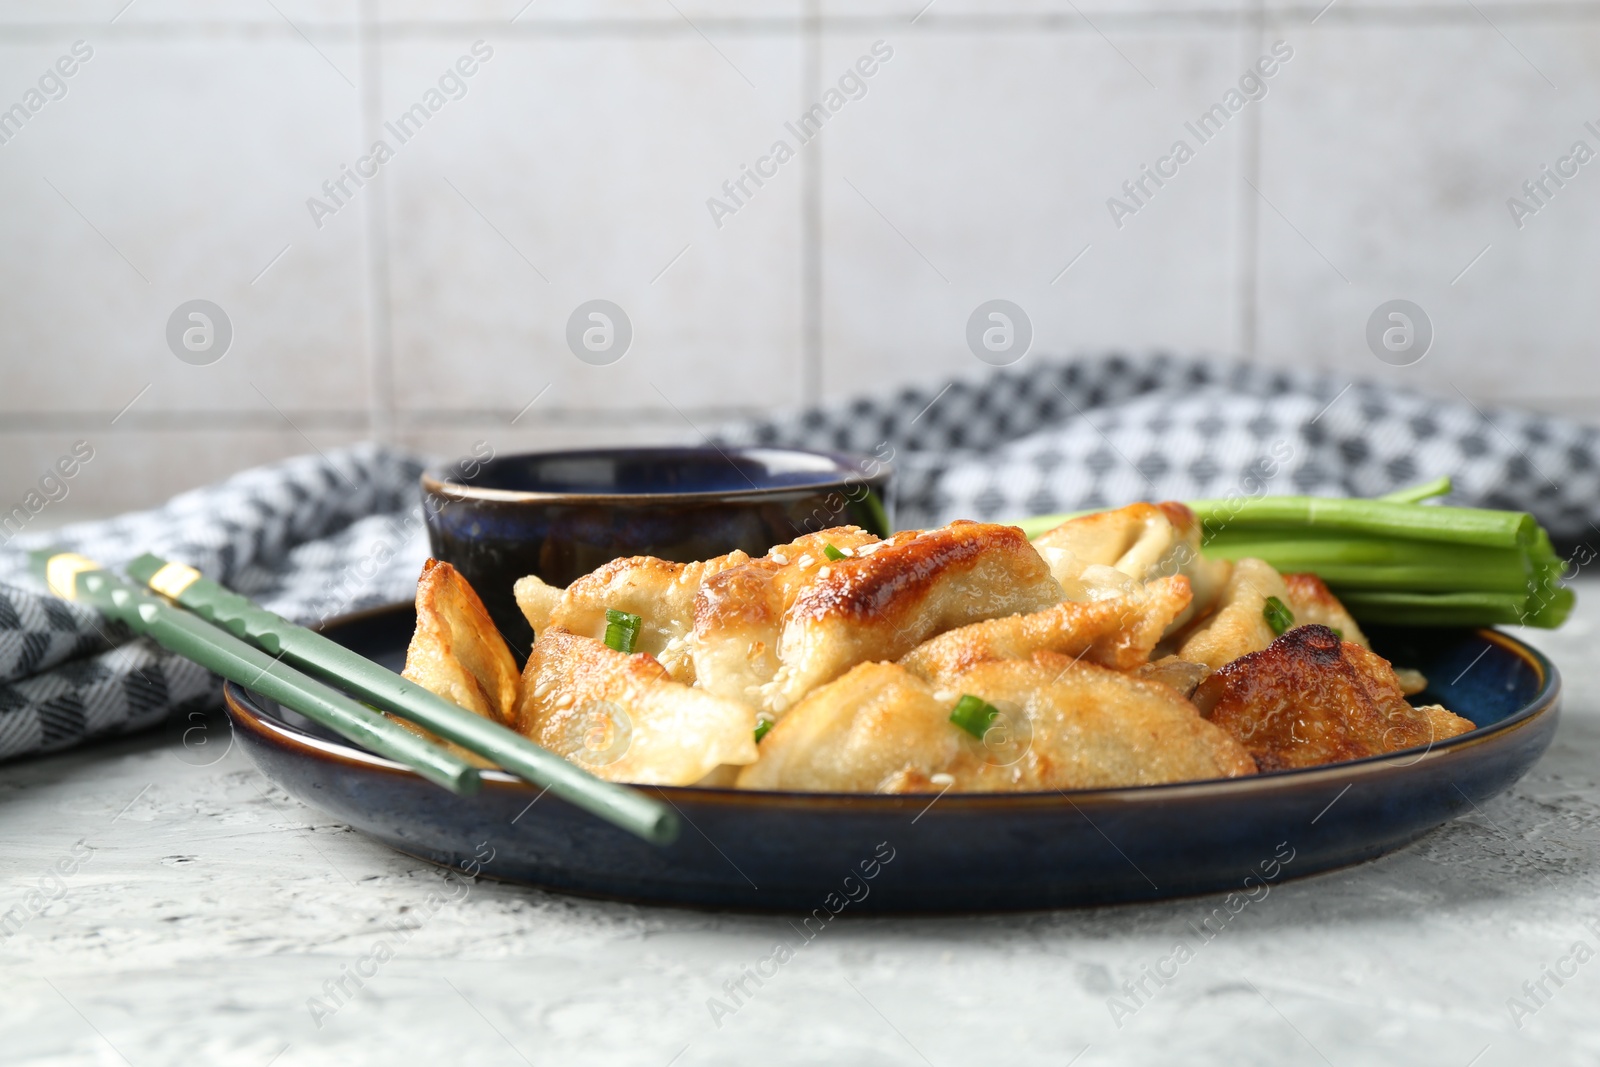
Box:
<box><xmin>1016</xmin><ymin>478</ymin><xmax>1574</xmax><ymax>629</ymax></box>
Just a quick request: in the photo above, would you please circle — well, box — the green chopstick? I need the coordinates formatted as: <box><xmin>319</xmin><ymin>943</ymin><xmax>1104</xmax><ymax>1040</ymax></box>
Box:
<box><xmin>124</xmin><ymin>553</ymin><xmax>679</xmax><ymax>847</ymax></box>
<box><xmin>35</xmin><ymin>552</ymin><xmax>479</xmax><ymax>795</ymax></box>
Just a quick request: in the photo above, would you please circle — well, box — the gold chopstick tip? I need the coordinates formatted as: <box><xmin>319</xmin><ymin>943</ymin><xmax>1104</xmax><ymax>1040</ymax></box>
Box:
<box><xmin>148</xmin><ymin>560</ymin><xmax>203</xmax><ymax>599</ymax></box>
<box><xmin>43</xmin><ymin>553</ymin><xmax>100</xmax><ymax>600</ymax></box>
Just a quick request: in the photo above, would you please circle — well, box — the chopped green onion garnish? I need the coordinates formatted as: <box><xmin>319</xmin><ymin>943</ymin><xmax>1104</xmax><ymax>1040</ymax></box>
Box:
<box><xmin>822</xmin><ymin>543</ymin><xmax>847</xmax><ymax>561</ymax></box>
<box><xmin>949</xmin><ymin>694</ymin><xmax>999</xmax><ymax>739</ymax></box>
<box><xmin>753</xmin><ymin>719</ymin><xmax>773</xmax><ymax>743</ymax></box>
<box><xmin>604</xmin><ymin>608</ymin><xmax>641</xmax><ymax>654</ymax></box>
<box><xmin>1263</xmin><ymin>596</ymin><xmax>1294</xmax><ymax>636</ymax></box>
<box><xmin>1330</xmin><ymin>627</ymin><xmax>1343</xmax><ymax>640</ymax></box>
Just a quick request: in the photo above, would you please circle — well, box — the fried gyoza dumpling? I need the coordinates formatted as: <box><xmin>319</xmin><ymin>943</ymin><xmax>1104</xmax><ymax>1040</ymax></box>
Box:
<box><xmin>1192</xmin><ymin>624</ymin><xmax>1474</xmax><ymax>771</ymax></box>
<box><xmin>682</xmin><ymin>527</ymin><xmax>886</xmax><ymax>714</ymax></box>
<box><xmin>693</xmin><ymin>522</ymin><xmax>1063</xmax><ymax>717</ymax></box>
<box><xmin>899</xmin><ymin>574</ymin><xmax>1193</xmax><ymax>680</ymax></box>
<box><xmin>513</xmin><ymin>549</ymin><xmax>752</xmax><ymax>684</ymax></box>
<box><xmin>1282</xmin><ymin>573</ymin><xmax>1370</xmax><ymax>650</ymax></box>
<box><xmin>515</xmin><ymin>627</ymin><xmax>758</xmax><ymax>785</ymax></box>
<box><xmin>1175</xmin><ymin>557</ymin><xmax>1292</xmax><ymax>670</ymax></box>
<box><xmin>736</xmin><ymin>654</ymin><xmax>1255</xmax><ymax>792</ymax></box>
<box><xmin>403</xmin><ymin>559</ymin><xmax>520</xmax><ymax>724</ymax></box>
<box><xmin>1176</xmin><ymin>560</ymin><xmax>1381</xmax><ymax>675</ymax></box>
<box><xmin>1279</xmin><ymin>572</ymin><xmax>1422</xmax><ymax>696</ymax></box>
<box><xmin>1032</xmin><ymin>502</ymin><xmax>1231</xmax><ymax>628</ymax></box>
<box><xmin>513</xmin><ymin>574</ymin><xmax>562</xmax><ymax>636</ymax></box>
<box><xmin>733</xmin><ymin>662</ymin><xmax>956</xmax><ymax>792</ymax></box>
<box><xmin>398</xmin><ymin>559</ymin><xmax>523</xmax><ymax>767</ymax></box>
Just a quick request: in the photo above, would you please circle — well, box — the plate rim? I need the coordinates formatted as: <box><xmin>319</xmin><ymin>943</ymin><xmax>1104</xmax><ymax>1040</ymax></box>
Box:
<box><xmin>224</xmin><ymin>613</ymin><xmax>1561</xmax><ymax>811</ymax></box>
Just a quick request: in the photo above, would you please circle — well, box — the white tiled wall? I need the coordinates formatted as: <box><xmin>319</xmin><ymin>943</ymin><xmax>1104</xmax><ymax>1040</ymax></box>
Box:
<box><xmin>2</xmin><ymin>1</ymin><xmax>1597</xmax><ymax>520</ymax></box>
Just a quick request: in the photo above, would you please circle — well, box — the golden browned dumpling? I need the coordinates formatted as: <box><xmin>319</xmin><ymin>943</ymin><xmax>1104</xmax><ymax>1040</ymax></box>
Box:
<box><xmin>1282</xmin><ymin>572</ymin><xmax>1370</xmax><ymax>650</ymax></box>
<box><xmin>1032</xmin><ymin>502</ymin><xmax>1231</xmax><ymax>628</ymax></box>
<box><xmin>1192</xmin><ymin>624</ymin><xmax>1474</xmax><ymax>771</ymax></box>
<box><xmin>693</xmin><ymin>522</ymin><xmax>1063</xmax><ymax>717</ymax></box>
<box><xmin>1175</xmin><ymin>557</ymin><xmax>1292</xmax><ymax>671</ymax></box>
<box><xmin>734</xmin><ymin>662</ymin><xmax>958</xmax><ymax>792</ymax></box>
<box><xmin>398</xmin><ymin>559</ymin><xmax>523</xmax><ymax>767</ymax></box>
<box><xmin>515</xmin><ymin>627</ymin><xmax>758</xmax><ymax>785</ymax></box>
<box><xmin>403</xmin><ymin>558</ymin><xmax>520</xmax><ymax>724</ymax></box>
<box><xmin>512</xmin><ymin>574</ymin><xmax>562</xmax><ymax>636</ymax></box>
<box><xmin>1279</xmin><ymin>573</ymin><xmax>1425</xmax><ymax>689</ymax></box>
<box><xmin>898</xmin><ymin>574</ymin><xmax>1193</xmax><ymax>680</ymax></box>
<box><xmin>514</xmin><ymin>549</ymin><xmax>752</xmax><ymax>683</ymax></box>
<box><xmin>737</xmin><ymin>654</ymin><xmax>1256</xmax><ymax>792</ymax></box>
<box><xmin>685</xmin><ymin>526</ymin><xmax>886</xmax><ymax>713</ymax></box>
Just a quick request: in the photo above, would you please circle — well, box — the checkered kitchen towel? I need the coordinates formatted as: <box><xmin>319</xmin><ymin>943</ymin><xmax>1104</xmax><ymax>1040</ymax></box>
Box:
<box><xmin>0</xmin><ymin>444</ymin><xmax>430</xmax><ymax>761</ymax></box>
<box><xmin>3</xmin><ymin>354</ymin><xmax>1596</xmax><ymax>762</ymax></box>
<box><xmin>720</xmin><ymin>354</ymin><xmax>1600</xmax><ymax>536</ymax></box>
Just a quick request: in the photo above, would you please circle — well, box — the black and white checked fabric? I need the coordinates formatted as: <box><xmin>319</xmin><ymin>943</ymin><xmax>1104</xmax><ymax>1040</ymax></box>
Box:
<box><xmin>2</xmin><ymin>355</ymin><xmax>1596</xmax><ymax>763</ymax></box>
<box><xmin>0</xmin><ymin>443</ymin><xmax>432</xmax><ymax>761</ymax></box>
<box><xmin>718</xmin><ymin>354</ymin><xmax>1600</xmax><ymax>538</ymax></box>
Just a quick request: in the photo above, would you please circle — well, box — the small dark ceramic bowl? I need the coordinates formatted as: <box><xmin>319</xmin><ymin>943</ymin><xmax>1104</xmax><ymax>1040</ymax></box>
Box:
<box><xmin>421</xmin><ymin>447</ymin><xmax>892</xmax><ymax>653</ymax></box>
<box><xmin>226</xmin><ymin>609</ymin><xmax>1560</xmax><ymax>913</ymax></box>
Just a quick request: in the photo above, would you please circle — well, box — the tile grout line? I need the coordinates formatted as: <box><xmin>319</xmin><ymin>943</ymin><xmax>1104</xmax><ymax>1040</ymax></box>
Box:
<box><xmin>1234</xmin><ymin>0</ymin><xmax>1264</xmax><ymax>361</ymax></box>
<box><xmin>0</xmin><ymin>406</ymin><xmax>791</xmax><ymax>432</ymax></box>
<box><xmin>9</xmin><ymin>387</ymin><xmax>1600</xmax><ymax>434</ymax></box>
<box><xmin>358</xmin><ymin>0</ymin><xmax>396</xmax><ymax>446</ymax></box>
<box><xmin>800</xmin><ymin>0</ymin><xmax>823</xmax><ymax>408</ymax></box>
<box><xmin>6</xmin><ymin>6</ymin><xmax>1600</xmax><ymax>40</ymax></box>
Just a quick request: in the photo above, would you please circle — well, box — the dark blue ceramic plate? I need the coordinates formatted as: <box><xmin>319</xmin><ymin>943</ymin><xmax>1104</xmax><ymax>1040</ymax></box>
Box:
<box><xmin>226</xmin><ymin>607</ymin><xmax>1559</xmax><ymax>913</ymax></box>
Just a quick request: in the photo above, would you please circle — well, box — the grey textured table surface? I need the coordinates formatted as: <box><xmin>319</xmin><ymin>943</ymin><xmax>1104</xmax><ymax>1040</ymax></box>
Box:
<box><xmin>3</xmin><ymin>584</ymin><xmax>1598</xmax><ymax>1067</ymax></box>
